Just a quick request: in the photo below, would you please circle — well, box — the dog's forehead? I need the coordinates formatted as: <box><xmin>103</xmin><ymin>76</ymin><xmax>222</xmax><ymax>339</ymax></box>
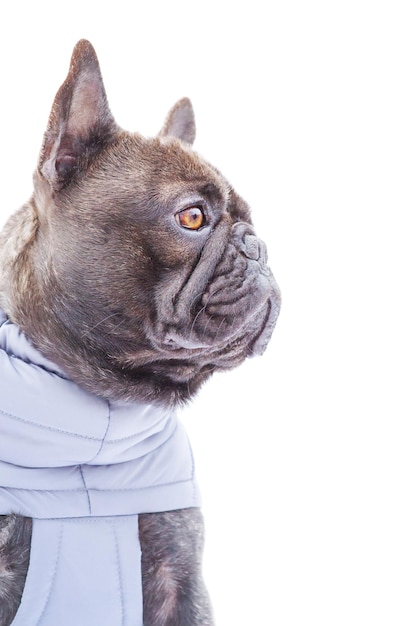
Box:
<box><xmin>102</xmin><ymin>134</ymin><xmax>230</xmax><ymax>197</ymax></box>
<box><xmin>60</xmin><ymin>132</ymin><xmax>252</xmax><ymax>225</ymax></box>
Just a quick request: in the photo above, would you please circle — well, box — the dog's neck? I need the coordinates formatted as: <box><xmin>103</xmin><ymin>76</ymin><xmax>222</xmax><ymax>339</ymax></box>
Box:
<box><xmin>0</xmin><ymin>309</ymin><xmax>201</xmax><ymax>521</ymax></box>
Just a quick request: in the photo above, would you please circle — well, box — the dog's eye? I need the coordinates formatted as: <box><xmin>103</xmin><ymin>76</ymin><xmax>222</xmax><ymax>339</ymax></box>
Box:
<box><xmin>176</xmin><ymin>207</ymin><xmax>205</xmax><ymax>230</ymax></box>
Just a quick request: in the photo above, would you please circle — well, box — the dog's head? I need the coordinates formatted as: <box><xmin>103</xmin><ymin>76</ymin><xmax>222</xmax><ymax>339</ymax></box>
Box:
<box><xmin>0</xmin><ymin>40</ymin><xmax>280</xmax><ymax>406</ymax></box>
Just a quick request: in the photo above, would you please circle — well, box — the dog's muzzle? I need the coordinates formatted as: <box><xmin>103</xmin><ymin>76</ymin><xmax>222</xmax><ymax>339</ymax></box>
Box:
<box><xmin>152</xmin><ymin>219</ymin><xmax>280</xmax><ymax>359</ymax></box>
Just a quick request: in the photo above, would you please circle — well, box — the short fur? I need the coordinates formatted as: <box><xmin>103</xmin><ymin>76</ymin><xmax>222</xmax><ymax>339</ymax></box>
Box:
<box><xmin>0</xmin><ymin>40</ymin><xmax>280</xmax><ymax>625</ymax></box>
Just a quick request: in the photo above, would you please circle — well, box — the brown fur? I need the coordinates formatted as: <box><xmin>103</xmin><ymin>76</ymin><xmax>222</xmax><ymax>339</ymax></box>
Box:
<box><xmin>0</xmin><ymin>40</ymin><xmax>280</xmax><ymax>625</ymax></box>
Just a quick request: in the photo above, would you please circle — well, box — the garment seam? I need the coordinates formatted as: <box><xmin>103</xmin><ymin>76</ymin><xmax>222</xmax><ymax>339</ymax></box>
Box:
<box><xmin>5</xmin><ymin>351</ymin><xmax>68</xmax><ymax>379</ymax></box>
<box><xmin>2</xmin><ymin>477</ymin><xmax>195</xmax><ymax>493</ymax></box>
<box><xmin>78</xmin><ymin>466</ymin><xmax>92</xmax><ymax>515</ymax></box>
<box><xmin>35</xmin><ymin>521</ymin><xmax>64</xmax><ymax>625</ymax></box>
<box><xmin>34</xmin><ymin>517</ymin><xmax>136</xmax><ymax>524</ymax></box>
<box><xmin>0</xmin><ymin>407</ymin><xmax>105</xmax><ymax>441</ymax></box>
<box><xmin>94</xmin><ymin>411</ymin><xmax>171</xmax><ymax>445</ymax></box>
<box><xmin>113</xmin><ymin>523</ymin><xmax>126</xmax><ymax>625</ymax></box>
<box><xmin>0</xmin><ymin>406</ymin><xmax>171</xmax><ymax>444</ymax></box>
<box><xmin>87</xmin><ymin>400</ymin><xmax>112</xmax><ymax>463</ymax></box>
<box><xmin>186</xmin><ymin>435</ymin><xmax>199</xmax><ymax>502</ymax></box>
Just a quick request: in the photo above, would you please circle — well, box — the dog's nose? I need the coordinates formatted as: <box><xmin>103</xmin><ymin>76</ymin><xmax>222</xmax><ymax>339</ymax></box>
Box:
<box><xmin>232</xmin><ymin>222</ymin><xmax>268</xmax><ymax>264</ymax></box>
<box><xmin>241</xmin><ymin>233</ymin><xmax>268</xmax><ymax>264</ymax></box>
<box><xmin>242</xmin><ymin>234</ymin><xmax>261</xmax><ymax>260</ymax></box>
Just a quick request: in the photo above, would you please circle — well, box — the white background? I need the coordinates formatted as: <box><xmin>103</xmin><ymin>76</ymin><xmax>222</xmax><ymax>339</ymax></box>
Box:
<box><xmin>1</xmin><ymin>2</ymin><xmax>416</xmax><ymax>624</ymax></box>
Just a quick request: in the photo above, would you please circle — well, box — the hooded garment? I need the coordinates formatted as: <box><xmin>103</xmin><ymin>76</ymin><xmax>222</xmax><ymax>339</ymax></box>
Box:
<box><xmin>0</xmin><ymin>310</ymin><xmax>201</xmax><ymax>625</ymax></box>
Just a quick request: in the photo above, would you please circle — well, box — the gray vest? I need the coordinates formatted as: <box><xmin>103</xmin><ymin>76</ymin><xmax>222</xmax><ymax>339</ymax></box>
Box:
<box><xmin>0</xmin><ymin>311</ymin><xmax>201</xmax><ymax>625</ymax></box>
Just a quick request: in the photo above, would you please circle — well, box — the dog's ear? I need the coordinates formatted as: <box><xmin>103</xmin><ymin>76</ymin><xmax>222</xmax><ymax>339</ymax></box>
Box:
<box><xmin>159</xmin><ymin>98</ymin><xmax>196</xmax><ymax>145</ymax></box>
<box><xmin>38</xmin><ymin>40</ymin><xmax>117</xmax><ymax>191</ymax></box>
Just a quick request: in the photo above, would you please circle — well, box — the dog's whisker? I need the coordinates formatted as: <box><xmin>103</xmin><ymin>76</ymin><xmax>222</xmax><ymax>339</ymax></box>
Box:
<box><xmin>188</xmin><ymin>289</ymin><xmax>224</xmax><ymax>342</ymax></box>
<box><xmin>189</xmin><ymin>304</ymin><xmax>208</xmax><ymax>339</ymax></box>
<box><xmin>81</xmin><ymin>312</ymin><xmax>121</xmax><ymax>337</ymax></box>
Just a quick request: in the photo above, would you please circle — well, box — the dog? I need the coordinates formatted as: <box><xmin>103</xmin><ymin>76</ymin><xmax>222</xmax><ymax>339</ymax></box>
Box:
<box><xmin>0</xmin><ymin>40</ymin><xmax>280</xmax><ymax>625</ymax></box>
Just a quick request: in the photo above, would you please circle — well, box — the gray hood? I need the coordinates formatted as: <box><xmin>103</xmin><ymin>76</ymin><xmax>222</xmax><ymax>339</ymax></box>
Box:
<box><xmin>0</xmin><ymin>310</ymin><xmax>200</xmax><ymax>518</ymax></box>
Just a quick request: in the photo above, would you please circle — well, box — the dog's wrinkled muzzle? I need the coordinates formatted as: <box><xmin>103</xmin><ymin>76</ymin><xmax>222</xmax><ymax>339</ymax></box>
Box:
<box><xmin>153</xmin><ymin>219</ymin><xmax>280</xmax><ymax>357</ymax></box>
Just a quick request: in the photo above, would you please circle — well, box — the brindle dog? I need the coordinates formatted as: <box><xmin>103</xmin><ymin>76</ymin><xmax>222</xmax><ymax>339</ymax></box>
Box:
<box><xmin>0</xmin><ymin>40</ymin><xmax>280</xmax><ymax>625</ymax></box>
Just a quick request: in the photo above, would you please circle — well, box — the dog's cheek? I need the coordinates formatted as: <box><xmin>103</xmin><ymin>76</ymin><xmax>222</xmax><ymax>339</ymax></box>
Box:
<box><xmin>142</xmin><ymin>229</ymin><xmax>200</xmax><ymax>270</ymax></box>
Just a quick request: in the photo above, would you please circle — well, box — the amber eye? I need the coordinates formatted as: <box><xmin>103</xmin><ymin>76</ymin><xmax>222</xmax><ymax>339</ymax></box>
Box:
<box><xmin>176</xmin><ymin>207</ymin><xmax>205</xmax><ymax>230</ymax></box>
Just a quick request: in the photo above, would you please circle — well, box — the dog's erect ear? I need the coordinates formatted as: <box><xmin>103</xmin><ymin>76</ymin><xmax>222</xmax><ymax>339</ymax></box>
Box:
<box><xmin>159</xmin><ymin>98</ymin><xmax>196</xmax><ymax>145</ymax></box>
<box><xmin>39</xmin><ymin>39</ymin><xmax>117</xmax><ymax>190</ymax></box>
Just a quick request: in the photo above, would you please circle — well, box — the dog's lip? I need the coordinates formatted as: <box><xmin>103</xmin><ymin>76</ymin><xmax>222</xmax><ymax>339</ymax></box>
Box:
<box><xmin>155</xmin><ymin>277</ymin><xmax>281</xmax><ymax>356</ymax></box>
<box><xmin>161</xmin><ymin>333</ymin><xmax>211</xmax><ymax>351</ymax></box>
<box><xmin>248</xmin><ymin>286</ymin><xmax>281</xmax><ymax>356</ymax></box>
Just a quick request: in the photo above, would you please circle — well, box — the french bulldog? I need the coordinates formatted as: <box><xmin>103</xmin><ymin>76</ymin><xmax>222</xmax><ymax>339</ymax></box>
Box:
<box><xmin>0</xmin><ymin>40</ymin><xmax>280</xmax><ymax>625</ymax></box>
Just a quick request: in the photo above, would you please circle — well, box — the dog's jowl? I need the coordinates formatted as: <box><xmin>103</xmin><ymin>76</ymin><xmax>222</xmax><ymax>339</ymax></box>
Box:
<box><xmin>0</xmin><ymin>40</ymin><xmax>280</xmax><ymax>625</ymax></box>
